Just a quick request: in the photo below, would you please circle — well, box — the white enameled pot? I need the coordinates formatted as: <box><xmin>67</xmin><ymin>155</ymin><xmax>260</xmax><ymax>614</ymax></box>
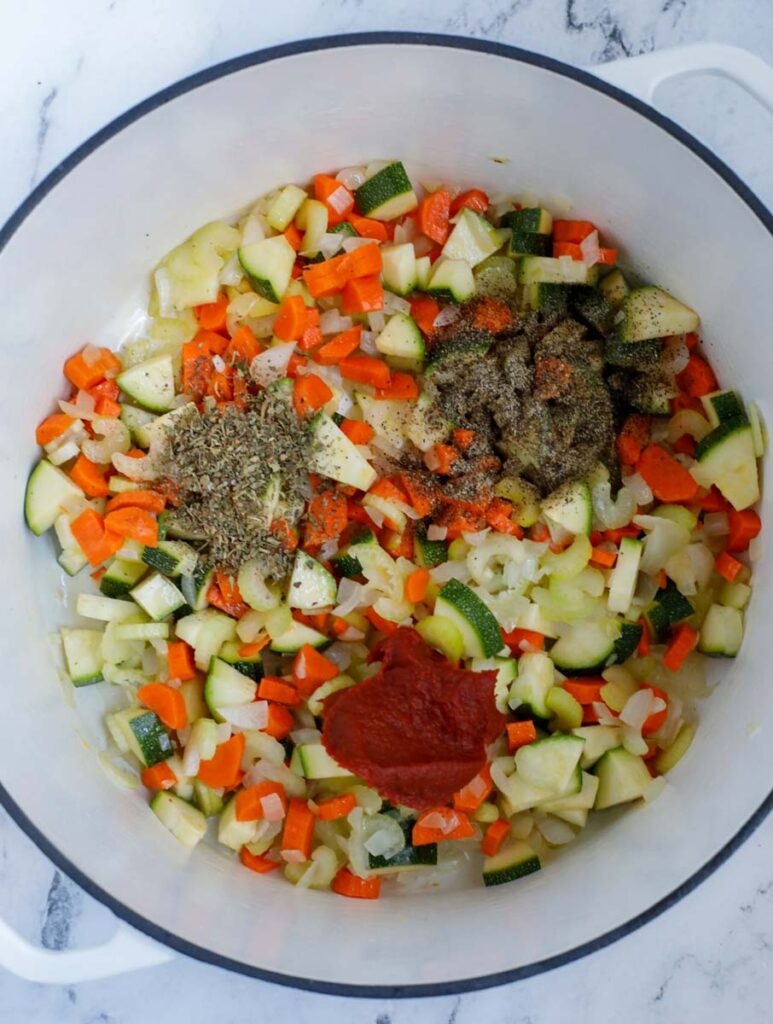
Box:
<box><xmin>0</xmin><ymin>35</ymin><xmax>771</xmax><ymax>996</ymax></box>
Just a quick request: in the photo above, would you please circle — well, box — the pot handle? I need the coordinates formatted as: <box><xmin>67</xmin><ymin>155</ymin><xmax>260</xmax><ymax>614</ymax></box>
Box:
<box><xmin>591</xmin><ymin>42</ymin><xmax>773</xmax><ymax>114</ymax></box>
<box><xmin>0</xmin><ymin>915</ymin><xmax>173</xmax><ymax>983</ymax></box>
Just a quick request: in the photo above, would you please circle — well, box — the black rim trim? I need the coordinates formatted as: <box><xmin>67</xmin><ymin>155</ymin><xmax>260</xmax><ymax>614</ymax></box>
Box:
<box><xmin>1</xmin><ymin>31</ymin><xmax>771</xmax><ymax>998</ymax></box>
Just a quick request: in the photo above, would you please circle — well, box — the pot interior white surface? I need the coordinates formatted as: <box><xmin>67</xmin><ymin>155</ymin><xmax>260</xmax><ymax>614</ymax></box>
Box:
<box><xmin>0</xmin><ymin>39</ymin><xmax>770</xmax><ymax>991</ymax></box>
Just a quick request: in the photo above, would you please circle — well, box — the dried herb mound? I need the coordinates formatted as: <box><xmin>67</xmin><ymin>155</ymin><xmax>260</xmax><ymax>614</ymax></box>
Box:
<box><xmin>155</xmin><ymin>390</ymin><xmax>313</xmax><ymax>575</ymax></box>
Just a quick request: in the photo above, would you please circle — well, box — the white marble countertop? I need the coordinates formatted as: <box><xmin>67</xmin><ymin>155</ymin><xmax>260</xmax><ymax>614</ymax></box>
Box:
<box><xmin>1</xmin><ymin>1</ymin><xmax>772</xmax><ymax>1020</ymax></box>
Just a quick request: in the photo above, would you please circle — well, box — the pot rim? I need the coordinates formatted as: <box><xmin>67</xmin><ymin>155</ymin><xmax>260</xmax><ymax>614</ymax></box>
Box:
<box><xmin>1</xmin><ymin>31</ymin><xmax>771</xmax><ymax>999</ymax></box>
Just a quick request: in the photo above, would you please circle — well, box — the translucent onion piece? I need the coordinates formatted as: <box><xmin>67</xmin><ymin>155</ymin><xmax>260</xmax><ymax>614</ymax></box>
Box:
<box><xmin>82</xmin><ymin>417</ymin><xmax>130</xmax><ymax>464</ymax></box>
<box><xmin>250</xmin><ymin>342</ymin><xmax>295</xmax><ymax>387</ymax></box>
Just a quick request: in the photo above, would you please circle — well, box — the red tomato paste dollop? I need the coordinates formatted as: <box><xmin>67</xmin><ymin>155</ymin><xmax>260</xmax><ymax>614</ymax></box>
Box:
<box><xmin>321</xmin><ymin>627</ymin><xmax>504</xmax><ymax>810</ymax></box>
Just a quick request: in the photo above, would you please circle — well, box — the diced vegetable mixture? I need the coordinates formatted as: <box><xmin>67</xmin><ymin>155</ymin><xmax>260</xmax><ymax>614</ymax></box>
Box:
<box><xmin>26</xmin><ymin>160</ymin><xmax>764</xmax><ymax>896</ymax></box>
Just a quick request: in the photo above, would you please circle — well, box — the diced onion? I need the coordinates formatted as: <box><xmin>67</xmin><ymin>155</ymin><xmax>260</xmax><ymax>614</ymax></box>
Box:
<box><xmin>592</xmin><ymin>701</ymin><xmax>620</xmax><ymax>727</ymax></box>
<box><xmin>321</xmin><ymin>641</ymin><xmax>352</xmax><ymax>671</ymax></box>
<box><xmin>661</xmin><ymin>335</ymin><xmax>690</xmax><ymax>375</ymax></box>
<box><xmin>82</xmin><ymin>344</ymin><xmax>102</xmax><ymax>366</ymax></box>
<box><xmin>462</xmin><ymin>529</ymin><xmax>491</xmax><ymax>547</ymax></box>
<box><xmin>319</xmin><ymin>232</ymin><xmax>345</xmax><ymax>259</ymax></box>
<box><xmin>433</xmin><ymin>305</ymin><xmax>461</xmax><ymax>328</ymax></box>
<box><xmin>336</xmin><ymin>166</ymin><xmax>366</xmax><ymax>190</ymax></box>
<box><xmin>59</xmin><ymin>399</ymin><xmax>98</xmax><ymax>421</ymax></box>
<box><xmin>419</xmin><ymin>810</ymin><xmax>458</xmax><ymax>835</ymax></box>
<box><xmin>383</xmin><ymin>292</ymin><xmax>411</xmax><ymax>316</ymax></box>
<box><xmin>535</xmin><ymin>814</ymin><xmax>577</xmax><ymax>845</ymax></box>
<box><xmin>620</xmin><ymin>688</ymin><xmax>660</xmax><ymax>730</ymax></box>
<box><xmin>342</xmin><ymin>236</ymin><xmax>378</xmax><ymax>252</ymax></box>
<box><xmin>749</xmin><ymin>536</ymin><xmax>763</xmax><ymax>562</ymax></box>
<box><xmin>219</xmin><ymin>701</ymin><xmax>269</xmax><ymax>731</ymax></box>
<box><xmin>327</xmin><ymin>186</ymin><xmax>352</xmax><ymax>216</ymax></box>
<box><xmin>359</xmin><ymin>330</ymin><xmax>379</xmax><ymax>355</ymax></box>
<box><xmin>703</xmin><ymin>512</ymin><xmax>729</xmax><ymax>537</ymax></box>
<box><xmin>623</xmin><ymin>472</ymin><xmax>653</xmax><ymax>506</ymax></box>
<box><xmin>579</xmin><ymin>230</ymin><xmax>600</xmax><ymax>267</ymax></box>
<box><xmin>319</xmin><ymin>309</ymin><xmax>353</xmax><ymax>335</ymax></box>
<box><xmin>427</xmin><ymin>524</ymin><xmax>447</xmax><ymax>541</ymax></box>
<box><xmin>215</xmin><ymin>723</ymin><xmax>233</xmax><ymax>744</ymax></box>
<box><xmin>413</xmin><ymin>235</ymin><xmax>435</xmax><ymax>258</ymax></box>
<box><xmin>393</xmin><ymin>219</ymin><xmax>418</xmax><ymax>244</ymax></box>
<box><xmin>334</xmin><ymin>579</ymin><xmax>366</xmax><ymax>617</ymax></box>
<box><xmin>260</xmin><ymin>793</ymin><xmax>287</xmax><ymax>822</ymax></box>
<box><xmin>250</xmin><ymin>342</ymin><xmax>295</xmax><ymax>387</ymax></box>
<box><xmin>363</xmin><ymin>505</ymin><xmax>384</xmax><ymax>528</ymax></box>
<box><xmin>367</xmin><ymin>311</ymin><xmax>386</xmax><ymax>333</ymax></box>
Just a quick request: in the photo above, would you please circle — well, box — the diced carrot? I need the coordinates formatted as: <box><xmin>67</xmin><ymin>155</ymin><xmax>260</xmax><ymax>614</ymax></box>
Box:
<box><xmin>293</xmin><ymin>373</ymin><xmax>333</xmax><ymax>417</ymax></box>
<box><xmin>676</xmin><ymin>354</ymin><xmax>718</xmax><ymax>397</ymax></box>
<box><xmin>582</xmin><ymin>705</ymin><xmax>600</xmax><ymax>725</ymax></box>
<box><xmin>206</xmin><ymin>583</ymin><xmax>248</xmax><ymax>619</ymax></box>
<box><xmin>258</xmin><ymin>676</ymin><xmax>301</xmax><ymax>706</ymax></box>
<box><xmin>727</xmin><ymin>508</ymin><xmax>761</xmax><ymax>552</ymax></box>
<box><xmin>502</xmin><ymin>627</ymin><xmax>545</xmax><ymax>653</ymax></box>
<box><xmin>281</xmin><ymin>798</ymin><xmax>316</xmax><ymax>862</ymax></box>
<box><xmin>604</xmin><ymin>525</ymin><xmax>641</xmax><ymax>543</ymax></box>
<box><xmin>341</xmin><ymin>275</ymin><xmax>384</xmax><ymax>314</ymax></box>
<box><xmin>235</xmin><ymin>780</ymin><xmax>287</xmax><ymax>821</ymax></box>
<box><xmin>240</xmin><ymin>848</ymin><xmax>281</xmax><ymax>874</ymax></box>
<box><xmin>641</xmin><ymin>685</ymin><xmax>669</xmax><ymax>735</ymax></box>
<box><xmin>64</xmin><ymin>347</ymin><xmax>120</xmax><ymax>391</ymax></box>
<box><xmin>238</xmin><ymin>637</ymin><xmax>269</xmax><ymax>659</ymax></box>
<box><xmin>283</xmin><ymin>222</ymin><xmax>303</xmax><ymax>251</ymax></box>
<box><xmin>339</xmin><ymin>354</ymin><xmax>391</xmax><ymax>388</ymax></box>
<box><xmin>715</xmin><ymin>550</ymin><xmax>744</xmax><ymax>582</ymax></box>
<box><xmin>481</xmin><ymin>818</ymin><xmax>510</xmax><ymax>857</ymax></box>
<box><xmin>332</xmin><ymin>867</ymin><xmax>381</xmax><ymax>899</ymax></box>
<box><xmin>696</xmin><ymin>487</ymin><xmax>731</xmax><ymax>513</ymax></box>
<box><xmin>89</xmin><ymin>379</ymin><xmax>121</xmax><ymax>401</ymax></box>
<box><xmin>364</xmin><ymin>606</ymin><xmax>398</xmax><ymax>636</ymax></box>
<box><xmin>400</xmin><ymin>473</ymin><xmax>441</xmax><ymax>517</ymax></box>
<box><xmin>272</xmin><ymin>294</ymin><xmax>306</xmax><ymax>342</ymax></box>
<box><xmin>485</xmin><ymin>497</ymin><xmax>524</xmax><ymax>537</ymax></box>
<box><xmin>637</xmin><ymin>618</ymin><xmax>651</xmax><ymax>656</ymax></box>
<box><xmin>104</xmin><ymin>507</ymin><xmax>159</xmax><ymax>547</ymax></box>
<box><xmin>552</xmin><ymin>241</ymin><xmax>584</xmax><ymax>260</ymax></box>
<box><xmin>506</xmin><ymin>720</ymin><xmax>537</xmax><ymax>753</ymax></box>
<box><xmin>346</xmin><ymin>242</ymin><xmax>383</xmax><ymax>278</ymax></box>
<box><xmin>412</xmin><ymin>807</ymin><xmax>475</xmax><ymax>846</ymax></box>
<box><xmin>315</xmin><ymin>792</ymin><xmax>357</xmax><ymax>821</ymax></box>
<box><xmin>417</xmin><ymin>189</ymin><xmax>452</xmax><ymax>245</ymax></box>
<box><xmin>553</xmin><ymin>220</ymin><xmax>595</xmax><ymax>243</ymax></box>
<box><xmin>369</xmin><ymin>477</ymin><xmax>408</xmax><ymax>504</ymax></box>
<box><xmin>450</xmin><ymin>189</ymin><xmax>489</xmax><ymax>215</ymax></box>
<box><xmin>662</xmin><ymin>623</ymin><xmax>699</xmax><ymax>672</ymax></box>
<box><xmin>597</xmin><ymin>247</ymin><xmax>618</xmax><ymax>265</ymax></box>
<box><xmin>375</xmin><ymin>372</ymin><xmax>419</xmax><ymax>401</ymax></box>
<box><xmin>636</xmin><ymin>444</ymin><xmax>699</xmax><ymax>503</ymax></box>
<box><xmin>672</xmin><ymin>434</ymin><xmax>697</xmax><ymax>457</ymax></box>
<box><xmin>167</xmin><ymin>641</ymin><xmax>197</xmax><ymax>682</ymax></box>
<box><xmin>339</xmin><ymin>418</ymin><xmax>374</xmax><ymax>445</ymax></box>
<box><xmin>380</xmin><ymin>523</ymin><xmax>414</xmax><ymax>560</ymax></box>
<box><xmin>197</xmin><ymin>733</ymin><xmax>245</xmax><ymax>789</ymax></box>
<box><xmin>452</xmin><ymin>428</ymin><xmax>476</xmax><ymax>452</ymax></box>
<box><xmin>70</xmin><ymin>454</ymin><xmax>110</xmax><ymax>499</ymax></box>
<box><xmin>671</xmin><ymin>394</ymin><xmax>705</xmax><ymax>415</ymax></box>
<box><xmin>405</xmin><ymin>567</ymin><xmax>431</xmax><ymax>604</ymax></box>
<box><xmin>314</xmin><ymin>174</ymin><xmax>354</xmax><ymax>225</ymax></box>
<box><xmin>424</xmin><ymin>443</ymin><xmax>458</xmax><ymax>475</ymax></box>
<box><xmin>137</xmin><ymin>683</ymin><xmax>187</xmax><ymax>730</ymax></box>
<box><xmin>529</xmin><ymin>522</ymin><xmax>550</xmax><ymax>543</ymax></box>
<box><xmin>141</xmin><ymin>762</ymin><xmax>177</xmax><ymax>791</ymax></box>
<box><xmin>70</xmin><ymin>509</ymin><xmax>123</xmax><ymax>567</ymax></box>
<box><xmin>295</xmin><ymin>308</ymin><xmax>322</xmax><ymax>352</ymax></box>
<box><xmin>292</xmin><ymin>644</ymin><xmax>339</xmax><ymax>695</ymax></box>
<box><xmin>562</xmin><ymin>679</ymin><xmax>605</xmax><ymax>705</ymax></box>
<box><xmin>36</xmin><ymin>413</ymin><xmax>75</xmax><ymax>447</ymax></box>
<box><xmin>95</xmin><ymin>396</ymin><xmax>122</xmax><ymax>418</ymax></box>
<box><xmin>271</xmin><ymin>517</ymin><xmax>300</xmax><ymax>552</ymax></box>
<box><xmin>617</xmin><ymin>413</ymin><xmax>651</xmax><ymax>466</ymax></box>
<box><xmin>194</xmin><ymin>293</ymin><xmax>229</xmax><ymax>333</ymax></box>
<box><xmin>438</xmin><ymin>510</ymin><xmax>486</xmax><ymax>540</ymax></box>
<box><xmin>684</xmin><ymin>331</ymin><xmax>699</xmax><ymax>351</ymax></box>
<box><xmin>182</xmin><ymin>335</ymin><xmax>213</xmax><ymax>397</ymax></box>
<box><xmin>315</xmin><ymin>326</ymin><xmax>362</xmax><ymax>365</ymax></box>
<box><xmin>90</xmin><ymin>566</ymin><xmax>106</xmax><ymax>583</ymax></box>
<box><xmin>263</xmin><ymin>703</ymin><xmax>295</xmax><ymax>740</ymax></box>
<box><xmin>410</xmin><ymin>298</ymin><xmax>440</xmax><ymax>339</ymax></box>
<box><xmin>304</xmin><ymin>490</ymin><xmax>348</xmax><ymax>547</ymax></box>
<box><xmin>590</xmin><ymin>546</ymin><xmax>617</xmax><ymax>568</ymax></box>
<box><xmin>452</xmin><ymin>764</ymin><xmax>493</xmax><ymax>813</ymax></box>
<box><xmin>348</xmin><ymin>214</ymin><xmax>389</xmax><ymax>241</ymax></box>
<box><xmin>105</xmin><ymin>489</ymin><xmax>166</xmax><ymax>514</ymax></box>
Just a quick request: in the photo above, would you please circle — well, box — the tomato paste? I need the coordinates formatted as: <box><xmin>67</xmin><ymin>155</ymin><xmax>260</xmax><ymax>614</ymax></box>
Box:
<box><xmin>322</xmin><ymin>627</ymin><xmax>504</xmax><ymax>809</ymax></box>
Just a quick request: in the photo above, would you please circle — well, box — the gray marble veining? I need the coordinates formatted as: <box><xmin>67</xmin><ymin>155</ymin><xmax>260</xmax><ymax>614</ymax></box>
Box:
<box><xmin>1</xmin><ymin>1</ymin><xmax>771</xmax><ymax>1020</ymax></box>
